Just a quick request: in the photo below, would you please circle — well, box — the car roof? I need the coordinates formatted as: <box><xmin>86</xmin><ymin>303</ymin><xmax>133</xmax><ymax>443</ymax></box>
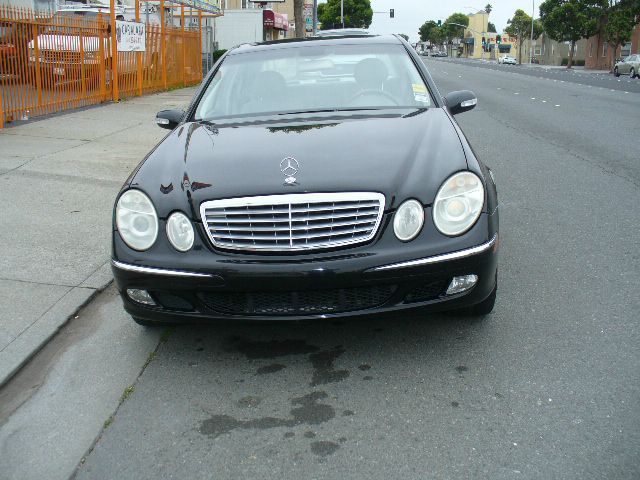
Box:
<box><xmin>314</xmin><ymin>28</ymin><xmax>369</xmax><ymax>37</ymax></box>
<box><xmin>230</xmin><ymin>34</ymin><xmax>404</xmax><ymax>55</ymax></box>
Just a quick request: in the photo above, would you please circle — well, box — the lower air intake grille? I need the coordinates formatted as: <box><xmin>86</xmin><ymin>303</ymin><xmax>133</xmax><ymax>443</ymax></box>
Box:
<box><xmin>198</xmin><ymin>285</ymin><xmax>395</xmax><ymax>316</ymax></box>
<box><xmin>403</xmin><ymin>279</ymin><xmax>449</xmax><ymax>303</ymax></box>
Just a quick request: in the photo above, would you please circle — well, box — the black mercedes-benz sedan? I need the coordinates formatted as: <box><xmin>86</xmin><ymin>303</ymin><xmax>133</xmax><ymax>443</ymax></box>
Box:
<box><xmin>111</xmin><ymin>34</ymin><xmax>499</xmax><ymax>326</ymax></box>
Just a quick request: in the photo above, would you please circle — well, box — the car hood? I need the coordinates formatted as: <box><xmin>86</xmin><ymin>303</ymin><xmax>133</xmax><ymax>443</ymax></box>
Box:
<box><xmin>131</xmin><ymin>109</ymin><xmax>469</xmax><ymax>220</ymax></box>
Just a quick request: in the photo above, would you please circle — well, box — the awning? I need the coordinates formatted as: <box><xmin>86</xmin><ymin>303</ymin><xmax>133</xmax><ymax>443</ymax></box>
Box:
<box><xmin>264</xmin><ymin>10</ymin><xmax>289</xmax><ymax>31</ymax></box>
<box><xmin>463</xmin><ymin>37</ymin><xmax>474</xmax><ymax>45</ymax></box>
<box><xmin>498</xmin><ymin>44</ymin><xmax>512</xmax><ymax>52</ymax></box>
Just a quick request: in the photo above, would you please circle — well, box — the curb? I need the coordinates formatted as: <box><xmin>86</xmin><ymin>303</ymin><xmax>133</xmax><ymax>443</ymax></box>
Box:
<box><xmin>0</xmin><ymin>265</ymin><xmax>114</xmax><ymax>388</ymax></box>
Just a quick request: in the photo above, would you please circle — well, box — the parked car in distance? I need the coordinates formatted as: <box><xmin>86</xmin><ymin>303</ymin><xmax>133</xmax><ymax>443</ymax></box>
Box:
<box><xmin>112</xmin><ymin>34</ymin><xmax>499</xmax><ymax>326</ymax></box>
<box><xmin>498</xmin><ymin>55</ymin><xmax>517</xmax><ymax>65</ymax></box>
<box><xmin>431</xmin><ymin>51</ymin><xmax>448</xmax><ymax>57</ymax></box>
<box><xmin>614</xmin><ymin>54</ymin><xmax>640</xmax><ymax>78</ymax></box>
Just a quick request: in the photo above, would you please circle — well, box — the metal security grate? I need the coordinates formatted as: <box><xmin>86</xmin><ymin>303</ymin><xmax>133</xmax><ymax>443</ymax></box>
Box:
<box><xmin>200</xmin><ymin>192</ymin><xmax>385</xmax><ymax>252</ymax></box>
<box><xmin>198</xmin><ymin>285</ymin><xmax>396</xmax><ymax>316</ymax></box>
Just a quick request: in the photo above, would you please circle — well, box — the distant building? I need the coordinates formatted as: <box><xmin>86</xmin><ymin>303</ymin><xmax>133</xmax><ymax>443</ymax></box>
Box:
<box><xmin>458</xmin><ymin>11</ymin><xmax>519</xmax><ymax>61</ymax></box>
<box><xmin>522</xmin><ymin>34</ymin><xmax>587</xmax><ymax>66</ymax></box>
<box><xmin>584</xmin><ymin>23</ymin><xmax>640</xmax><ymax>70</ymax></box>
<box><xmin>0</xmin><ymin>0</ymin><xmax>55</xmax><ymax>12</ymax></box>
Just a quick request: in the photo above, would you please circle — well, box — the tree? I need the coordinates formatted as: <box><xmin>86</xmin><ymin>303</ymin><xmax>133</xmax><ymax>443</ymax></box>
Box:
<box><xmin>294</xmin><ymin>0</ymin><xmax>305</xmax><ymax>38</ymax></box>
<box><xmin>419</xmin><ymin>20</ymin><xmax>438</xmax><ymax>42</ymax></box>
<box><xmin>442</xmin><ymin>12</ymin><xmax>469</xmax><ymax>42</ymax></box>
<box><xmin>505</xmin><ymin>9</ymin><xmax>543</xmax><ymax>64</ymax></box>
<box><xmin>488</xmin><ymin>21</ymin><xmax>497</xmax><ymax>32</ymax></box>
<box><xmin>318</xmin><ymin>0</ymin><xmax>373</xmax><ymax>30</ymax></box>
<box><xmin>604</xmin><ymin>5</ymin><xmax>636</xmax><ymax>70</ymax></box>
<box><xmin>398</xmin><ymin>34</ymin><xmax>410</xmax><ymax>42</ymax></box>
<box><xmin>485</xmin><ymin>4</ymin><xmax>493</xmax><ymax>14</ymax></box>
<box><xmin>539</xmin><ymin>0</ymin><xmax>608</xmax><ymax>68</ymax></box>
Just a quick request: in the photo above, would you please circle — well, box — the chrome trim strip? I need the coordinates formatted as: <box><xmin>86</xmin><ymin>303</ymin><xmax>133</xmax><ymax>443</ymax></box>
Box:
<box><xmin>111</xmin><ymin>260</ymin><xmax>213</xmax><ymax>278</ymax></box>
<box><xmin>200</xmin><ymin>192</ymin><xmax>386</xmax><ymax>252</ymax></box>
<box><xmin>372</xmin><ymin>234</ymin><xmax>498</xmax><ymax>272</ymax></box>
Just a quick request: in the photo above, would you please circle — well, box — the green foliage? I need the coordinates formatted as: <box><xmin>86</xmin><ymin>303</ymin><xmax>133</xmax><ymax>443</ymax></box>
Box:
<box><xmin>604</xmin><ymin>6</ymin><xmax>636</xmax><ymax>50</ymax></box>
<box><xmin>561</xmin><ymin>58</ymin><xmax>585</xmax><ymax>66</ymax></box>
<box><xmin>485</xmin><ymin>4</ymin><xmax>493</xmax><ymax>14</ymax></box>
<box><xmin>539</xmin><ymin>0</ymin><xmax>608</xmax><ymax>67</ymax></box>
<box><xmin>212</xmin><ymin>49</ymin><xmax>227</xmax><ymax>63</ymax></box>
<box><xmin>419</xmin><ymin>20</ymin><xmax>439</xmax><ymax>42</ymax></box>
<box><xmin>318</xmin><ymin>0</ymin><xmax>373</xmax><ymax>29</ymax></box>
<box><xmin>442</xmin><ymin>12</ymin><xmax>469</xmax><ymax>41</ymax></box>
<box><xmin>488</xmin><ymin>22</ymin><xmax>497</xmax><ymax>33</ymax></box>
<box><xmin>539</xmin><ymin>0</ymin><xmax>608</xmax><ymax>44</ymax></box>
<box><xmin>506</xmin><ymin>9</ymin><xmax>544</xmax><ymax>64</ymax></box>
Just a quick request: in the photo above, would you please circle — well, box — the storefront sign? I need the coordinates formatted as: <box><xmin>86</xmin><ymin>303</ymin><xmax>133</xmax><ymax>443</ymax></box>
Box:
<box><xmin>263</xmin><ymin>10</ymin><xmax>289</xmax><ymax>30</ymax></box>
<box><xmin>116</xmin><ymin>21</ymin><xmax>145</xmax><ymax>52</ymax></box>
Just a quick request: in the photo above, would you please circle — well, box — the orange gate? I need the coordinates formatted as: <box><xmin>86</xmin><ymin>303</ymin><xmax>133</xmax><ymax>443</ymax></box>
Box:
<box><xmin>0</xmin><ymin>5</ymin><xmax>202</xmax><ymax>128</ymax></box>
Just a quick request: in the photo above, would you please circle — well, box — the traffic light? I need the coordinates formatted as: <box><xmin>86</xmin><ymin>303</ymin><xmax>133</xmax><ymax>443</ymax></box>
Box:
<box><xmin>390</xmin><ymin>9</ymin><xmax>394</xmax><ymax>18</ymax></box>
<box><xmin>482</xmin><ymin>37</ymin><xmax>486</xmax><ymax>45</ymax></box>
<box><xmin>496</xmin><ymin>36</ymin><xmax>501</xmax><ymax>44</ymax></box>
<box><xmin>437</xmin><ymin>20</ymin><xmax>441</xmax><ymax>26</ymax></box>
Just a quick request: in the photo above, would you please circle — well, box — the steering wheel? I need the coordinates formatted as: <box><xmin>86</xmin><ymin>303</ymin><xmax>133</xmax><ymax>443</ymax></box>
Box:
<box><xmin>348</xmin><ymin>89</ymin><xmax>399</xmax><ymax>106</ymax></box>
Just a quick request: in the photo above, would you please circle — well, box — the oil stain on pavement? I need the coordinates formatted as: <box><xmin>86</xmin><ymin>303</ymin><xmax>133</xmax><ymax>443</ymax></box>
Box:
<box><xmin>199</xmin><ymin>337</ymin><xmax>359</xmax><ymax>457</ymax></box>
<box><xmin>199</xmin><ymin>391</ymin><xmax>335</xmax><ymax>438</ymax></box>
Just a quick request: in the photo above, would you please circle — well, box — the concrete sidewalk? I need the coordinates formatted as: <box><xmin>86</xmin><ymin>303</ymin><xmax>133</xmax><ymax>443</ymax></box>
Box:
<box><xmin>0</xmin><ymin>87</ymin><xmax>197</xmax><ymax>386</ymax></box>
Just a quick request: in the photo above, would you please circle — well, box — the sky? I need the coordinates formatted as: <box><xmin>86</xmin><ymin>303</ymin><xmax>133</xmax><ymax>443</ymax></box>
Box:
<box><xmin>349</xmin><ymin>0</ymin><xmax>538</xmax><ymax>43</ymax></box>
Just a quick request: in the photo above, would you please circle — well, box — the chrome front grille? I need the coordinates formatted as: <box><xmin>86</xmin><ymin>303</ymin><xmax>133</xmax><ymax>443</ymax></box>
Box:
<box><xmin>200</xmin><ymin>192</ymin><xmax>385</xmax><ymax>252</ymax></box>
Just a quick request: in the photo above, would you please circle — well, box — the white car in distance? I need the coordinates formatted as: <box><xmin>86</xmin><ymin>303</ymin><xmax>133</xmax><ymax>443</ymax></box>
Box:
<box><xmin>499</xmin><ymin>55</ymin><xmax>517</xmax><ymax>65</ymax></box>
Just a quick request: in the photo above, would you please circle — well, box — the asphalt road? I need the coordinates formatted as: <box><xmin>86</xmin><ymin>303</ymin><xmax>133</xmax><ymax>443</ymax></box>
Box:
<box><xmin>430</xmin><ymin>55</ymin><xmax>640</xmax><ymax>94</ymax></box>
<box><xmin>2</xmin><ymin>59</ymin><xmax>639</xmax><ymax>480</ymax></box>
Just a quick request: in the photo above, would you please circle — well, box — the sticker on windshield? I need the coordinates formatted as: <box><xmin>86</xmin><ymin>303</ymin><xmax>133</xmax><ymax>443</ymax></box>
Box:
<box><xmin>412</xmin><ymin>84</ymin><xmax>427</xmax><ymax>94</ymax></box>
<box><xmin>412</xmin><ymin>84</ymin><xmax>429</xmax><ymax>103</ymax></box>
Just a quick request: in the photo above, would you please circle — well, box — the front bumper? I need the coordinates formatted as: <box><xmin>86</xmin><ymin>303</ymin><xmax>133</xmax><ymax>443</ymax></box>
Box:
<box><xmin>112</xmin><ymin>223</ymin><xmax>499</xmax><ymax>322</ymax></box>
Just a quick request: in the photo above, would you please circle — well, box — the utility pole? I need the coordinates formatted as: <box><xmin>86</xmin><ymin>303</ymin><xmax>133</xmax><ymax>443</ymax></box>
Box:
<box><xmin>294</xmin><ymin>0</ymin><xmax>304</xmax><ymax>38</ymax></box>
<box><xmin>529</xmin><ymin>0</ymin><xmax>535</xmax><ymax>64</ymax></box>
<box><xmin>312</xmin><ymin>0</ymin><xmax>317</xmax><ymax>35</ymax></box>
<box><xmin>341</xmin><ymin>0</ymin><xmax>344</xmax><ymax>28</ymax></box>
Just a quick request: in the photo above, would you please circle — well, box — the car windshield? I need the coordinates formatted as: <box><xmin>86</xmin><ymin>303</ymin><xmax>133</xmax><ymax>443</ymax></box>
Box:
<box><xmin>194</xmin><ymin>43</ymin><xmax>432</xmax><ymax>122</ymax></box>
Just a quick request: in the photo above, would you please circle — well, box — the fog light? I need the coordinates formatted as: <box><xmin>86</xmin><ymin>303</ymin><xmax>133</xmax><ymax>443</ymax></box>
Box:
<box><xmin>446</xmin><ymin>275</ymin><xmax>478</xmax><ymax>295</ymax></box>
<box><xmin>126</xmin><ymin>288</ymin><xmax>156</xmax><ymax>306</ymax></box>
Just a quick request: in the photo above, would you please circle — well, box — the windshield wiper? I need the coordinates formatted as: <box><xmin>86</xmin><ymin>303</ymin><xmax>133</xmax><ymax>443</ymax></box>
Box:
<box><xmin>402</xmin><ymin>107</ymin><xmax>429</xmax><ymax>118</ymax></box>
<box><xmin>276</xmin><ymin>107</ymin><xmax>383</xmax><ymax>116</ymax></box>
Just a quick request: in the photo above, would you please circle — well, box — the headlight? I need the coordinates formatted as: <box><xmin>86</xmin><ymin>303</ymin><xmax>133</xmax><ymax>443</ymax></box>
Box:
<box><xmin>433</xmin><ymin>171</ymin><xmax>484</xmax><ymax>236</ymax></box>
<box><xmin>166</xmin><ymin>211</ymin><xmax>194</xmax><ymax>252</ymax></box>
<box><xmin>393</xmin><ymin>199</ymin><xmax>424</xmax><ymax>241</ymax></box>
<box><xmin>116</xmin><ymin>189</ymin><xmax>158</xmax><ymax>251</ymax></box>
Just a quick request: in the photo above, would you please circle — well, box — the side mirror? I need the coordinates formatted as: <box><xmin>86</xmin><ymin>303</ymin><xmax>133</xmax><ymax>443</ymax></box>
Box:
<box><xmin>155</xmin><ymin>109</ymin><xmax>184</xmax><ymax>130</ymax></box>
<box><xmin>444</xmin><ymin>90</ymin><xmax>477</xmax><ymax>115</ymax></box>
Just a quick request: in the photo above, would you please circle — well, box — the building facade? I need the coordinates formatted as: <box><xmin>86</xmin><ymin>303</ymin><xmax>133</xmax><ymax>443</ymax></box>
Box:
<box><xmin>584</xmin><ymin>23</ymin><xmax>640</xmax><ymax>70</ymax></box>
<box><xmin>522</xmin><ymin>34</ymin><xmax>587</xmax><ymax>66</ymax></box>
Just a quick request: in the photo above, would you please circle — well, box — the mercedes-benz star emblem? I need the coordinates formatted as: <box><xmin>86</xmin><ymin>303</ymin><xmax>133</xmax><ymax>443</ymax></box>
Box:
<box><xmin>280</xmin><ymin>157</ymin><xmax>299</xmax><ymax>185</ymax></box>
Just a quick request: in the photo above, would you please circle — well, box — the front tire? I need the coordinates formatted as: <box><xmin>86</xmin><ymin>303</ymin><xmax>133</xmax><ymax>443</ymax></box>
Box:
<box><xmin>614</xmin><ymin>67</ymin><xmax>620</xmax><ymax>77</ymax></box>
<box><xmin>630</xmin><ymin>67</ymin><xmax>636</xmax><ymax>79</ymax></box>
